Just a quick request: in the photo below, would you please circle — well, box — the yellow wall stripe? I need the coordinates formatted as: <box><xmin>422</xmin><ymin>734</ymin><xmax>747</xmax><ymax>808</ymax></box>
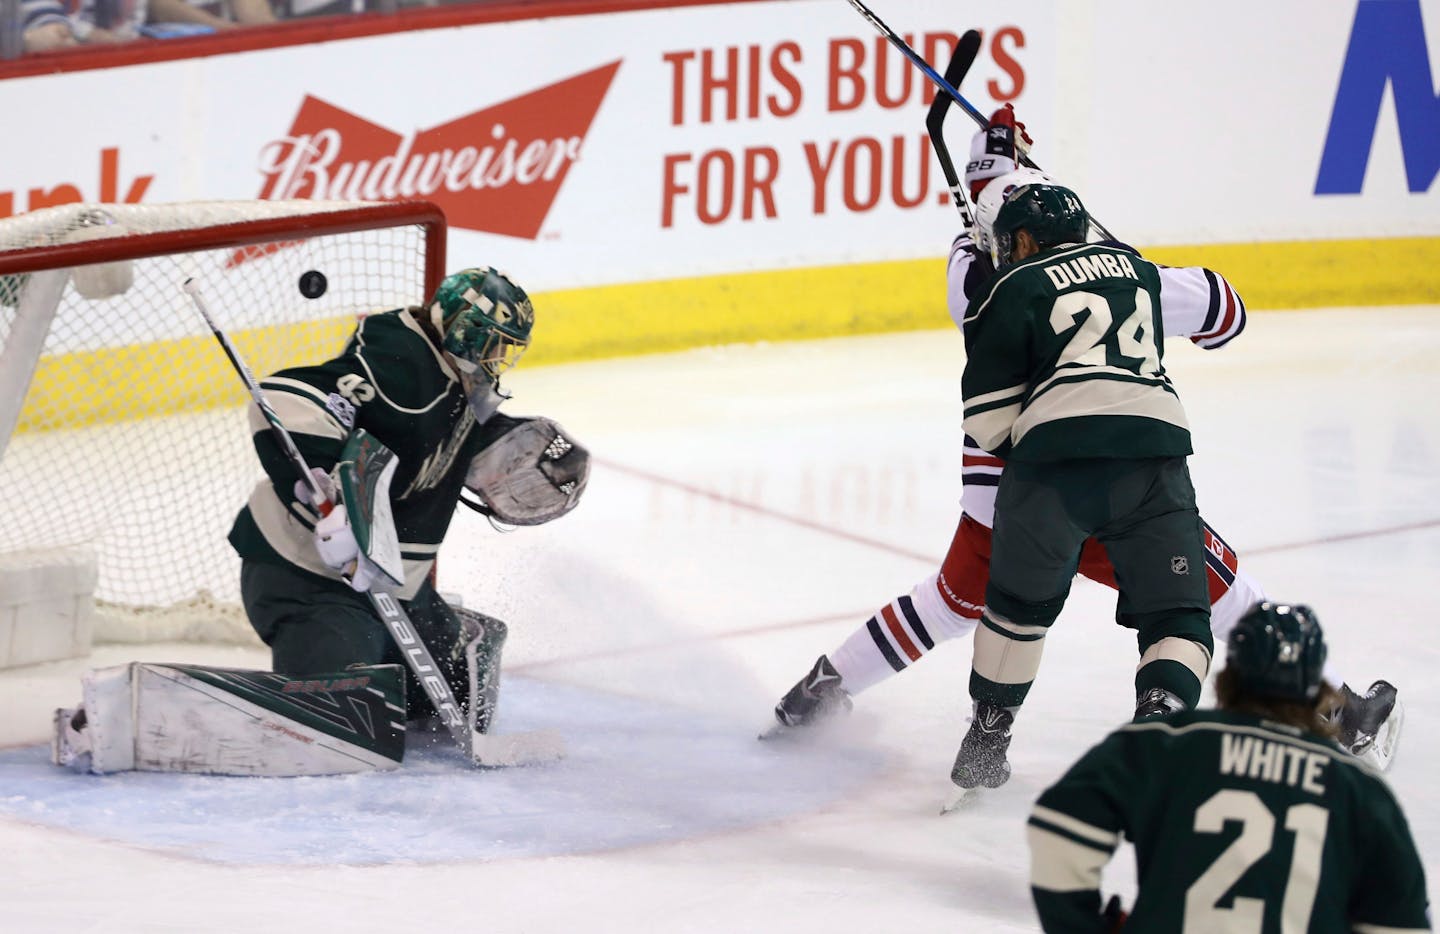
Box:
<box><xmin>525</xmin><ymin>235</ymin><xmax>1440</xmax><ymax>367</ymax></box>
<box><xmin>16</xmin><ymin>318</ymin><xmax>356</xmax><ymax>433</ymax></box>
<box><xmin>11</xmin><ymin>237</ymin><xmax>1438</xmax><ymax>432</ymax></box>
<box><xmin>1141</xmin><ymin>236</ymin><xmax>1440</xmax><ymax>310</ymax></box>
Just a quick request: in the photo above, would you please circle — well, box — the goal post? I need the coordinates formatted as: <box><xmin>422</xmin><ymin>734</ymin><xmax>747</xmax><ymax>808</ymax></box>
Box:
<box><xmin>0</xmin><ymin>200</ymin><xmax>446</xmax><ymax>661</ymax></box>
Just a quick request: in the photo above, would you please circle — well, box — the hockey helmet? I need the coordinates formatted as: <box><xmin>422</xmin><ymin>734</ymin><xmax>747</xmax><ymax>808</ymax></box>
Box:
<box><xmin>974</xmin><ymin>168</ymin><xmax>1056</xmax><ymax>264</ymax></box>
<box><xmin>1226</xmin><ymin>602</ymin><xmax>1328</xmax><ymax>702</ymax></box>
<box><xmin>991</xmin><ymin>183</ymin><xmax>1089</xmax><ymax>267</ymax></box>
<box><xmin>429</xmin><ymin>267</ymin><xmax>534</xmax><ymax>385</ymax></box>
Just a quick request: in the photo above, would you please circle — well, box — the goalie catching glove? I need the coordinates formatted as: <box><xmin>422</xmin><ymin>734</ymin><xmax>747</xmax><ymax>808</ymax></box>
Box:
<box><xmin>463</xmin><ymin>416</ymin><xmax>589</xmax><ymax>526</ymax></box>
<box><xmin>964</xmin><ymin>103</ymin><xmax>1034</xmax><ymax>199</ymax></box>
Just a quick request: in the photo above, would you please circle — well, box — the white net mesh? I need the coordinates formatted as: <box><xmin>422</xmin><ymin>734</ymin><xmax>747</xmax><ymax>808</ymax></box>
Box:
<box><xmin>0</xmin><ymin>201</ymin><xmax>441</xmax><ymax>644</ymax></box>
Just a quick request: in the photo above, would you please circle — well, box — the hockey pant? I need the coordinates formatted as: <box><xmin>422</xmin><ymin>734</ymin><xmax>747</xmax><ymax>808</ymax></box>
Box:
<box><xmin>240</xmin><ymin>558</ymin><xmax>469</xmax><ymax>722</ymax></box>
<box><xmin>827</xmin><ymin>513</ymin><xmax>1266</xmax><ymax>698</ymax></box>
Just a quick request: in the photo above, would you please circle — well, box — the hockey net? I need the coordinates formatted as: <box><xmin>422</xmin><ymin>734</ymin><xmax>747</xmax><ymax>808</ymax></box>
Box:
<box><xmin>0</xmin><ymin>200</ymin><xmax>446</xmax><ymax>647</ymax></box>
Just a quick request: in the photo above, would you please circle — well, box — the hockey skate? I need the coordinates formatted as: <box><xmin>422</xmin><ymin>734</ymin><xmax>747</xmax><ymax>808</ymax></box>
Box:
<box><xmin>943</xmin><ymin>704</ymin><xmax>1014</xmax><ymax>812</ymax></box>
<box><xmin>760</xmin><ymin>655</ymin><xmax>853</xmax><ymax>740</ymax></box>
<box><xmin>1133</xmin><ymin>687</ymin><xmax>1186</xmax><ymax>721</ymax></box>
<box><xmin>1334</xmin><ymin>680</ymin><xmax>1403</xmax><ymax>771</ymax></box>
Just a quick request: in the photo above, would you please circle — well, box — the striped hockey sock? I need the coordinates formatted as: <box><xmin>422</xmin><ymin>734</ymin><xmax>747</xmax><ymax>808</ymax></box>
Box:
<box><xmin>829</xmin><ymin>573</ymin><xmax>982</xmax><ymax>694</ymax></box>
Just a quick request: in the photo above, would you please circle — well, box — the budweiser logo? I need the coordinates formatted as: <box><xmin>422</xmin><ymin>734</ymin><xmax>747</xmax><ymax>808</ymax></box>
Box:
<box><xmin>256</xmin><ymin>62</ymin><xmax>621</xmax><ymax>239</ymax></box>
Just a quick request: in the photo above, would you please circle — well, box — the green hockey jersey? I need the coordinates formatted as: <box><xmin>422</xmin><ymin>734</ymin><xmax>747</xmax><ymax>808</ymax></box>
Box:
<box><xmin>1028</xmin><ymin>709</ymin><xmax>1430</xmax><ymax>933</ymax></box>
<box><xmin>229</xmin><ymin>308</ymin><xmax>513</xmax><ymax>599</ymax></box>
<box><xmin>961</xmin><ymin>243</ymin><xmax>1193</xmax><ymax>462</ymax></box>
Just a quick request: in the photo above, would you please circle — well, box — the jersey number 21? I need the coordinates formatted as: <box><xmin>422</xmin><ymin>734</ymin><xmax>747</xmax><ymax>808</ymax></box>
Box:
<box><xmin>1185</xmin><ymin>788</ymin><xmax>1328</xmax><ymax>933</ymax></box>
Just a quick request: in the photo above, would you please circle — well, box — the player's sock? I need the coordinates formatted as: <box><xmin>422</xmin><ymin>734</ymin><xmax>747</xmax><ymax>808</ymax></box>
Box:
<box><xmin>828</xmin><ymin>575</ymin><xmax>981</xmax><ymax>695</ymax></box>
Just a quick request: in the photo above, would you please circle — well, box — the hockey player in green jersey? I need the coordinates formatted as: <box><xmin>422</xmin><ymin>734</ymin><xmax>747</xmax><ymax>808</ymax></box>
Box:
<box><xmin>228</xmin><ymin>266</ymin><xmax>589</xmax><ymax>727</ymax></box>
<box><xmin>769</xmin><ymin>107</ymin><xmax>1402</xmax><ymax>786</ymax></box>
<box><xmin>953</xmin><ymin>182</ymin><xmax>1214</xmax><ymax>792</ymax></box>
<box><xmin>1028</xmin><ymin>602</ymin><xmax>1430</xmax><ymax>933</ymax></box>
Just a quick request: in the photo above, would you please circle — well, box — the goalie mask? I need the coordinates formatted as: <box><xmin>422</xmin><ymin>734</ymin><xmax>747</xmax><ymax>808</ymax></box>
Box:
<box><xmin>429</xmin><ymin>267</ymin><xmax>535</xmax><ymax>422</ymax></box>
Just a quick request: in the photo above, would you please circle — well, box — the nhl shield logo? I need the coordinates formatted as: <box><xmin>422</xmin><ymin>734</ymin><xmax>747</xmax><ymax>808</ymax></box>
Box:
<box><xmin>1171</xmin><ymin>556</ymin><xmax>1190</xmax><ymax>575</ymax></box>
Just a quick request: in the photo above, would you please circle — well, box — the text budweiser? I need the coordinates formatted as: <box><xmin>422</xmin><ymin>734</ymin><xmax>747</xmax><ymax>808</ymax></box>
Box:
<box><xmin>258</xmin><ymin>126</ymin><xmax>583</xmax><ymax>202</ymax></box>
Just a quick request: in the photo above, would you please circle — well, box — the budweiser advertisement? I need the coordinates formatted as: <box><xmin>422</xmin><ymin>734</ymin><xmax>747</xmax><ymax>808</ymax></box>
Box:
<box><xmin>0</xmin><ymin>0</ymin><xmax>1428</xmax><ymax>294</ymax></box>
<box><xmin>257</xmin><ymin>63</ymin><xmax>621</xmax><ymax>240</ymax></box>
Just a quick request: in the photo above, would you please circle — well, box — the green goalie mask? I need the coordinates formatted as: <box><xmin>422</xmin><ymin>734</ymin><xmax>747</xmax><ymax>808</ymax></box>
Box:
<box><xmin>429</xmin><ymin>267</ymin><xmax>535</xmax><ymax>422</ymax></box>
<box><xmin>991</xmin><ymin>183</ymin><xmax>1089</xmax><ymax>267</ymax></box>
<box><xmin>1226</xmin><ymin>602</ymin><xmax>1328</xmax><ymax>702</ymax></box>
<box><xmin>430</xmin><ymin>267</ymin><xmax>535</xmax><ymax>386</ymax></box>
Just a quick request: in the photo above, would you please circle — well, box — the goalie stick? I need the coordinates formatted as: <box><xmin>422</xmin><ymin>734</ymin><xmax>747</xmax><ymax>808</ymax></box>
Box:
<box><xmin>182</xmin><ymin>279</ymin><xmax>563</xmax><ymax>769</ymax></box>
<box><xmin>841</xmin><ymin>0</ymin><xmax>1116</xmax><ymax>240</ymax></box>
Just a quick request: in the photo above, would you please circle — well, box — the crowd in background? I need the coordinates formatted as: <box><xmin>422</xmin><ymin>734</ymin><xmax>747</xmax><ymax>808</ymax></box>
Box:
<box><xmin>1</xmin><ymin>0</ymin><xmax>461</xmax><ymax>55</ymax></box>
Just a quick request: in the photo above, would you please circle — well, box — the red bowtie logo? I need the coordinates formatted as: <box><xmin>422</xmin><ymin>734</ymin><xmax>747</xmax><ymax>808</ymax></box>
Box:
<box><xmin>256</xmin><ymin>62</ymin><xmax>621</xmax><ymax>240</ymax></box>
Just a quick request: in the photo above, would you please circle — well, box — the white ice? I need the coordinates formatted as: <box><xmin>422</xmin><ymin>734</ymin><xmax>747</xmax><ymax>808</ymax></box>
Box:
<box><xmin>1</xmin><ymin>306</ymin><xmax>1437</xmax><ymax>932</ymax></box>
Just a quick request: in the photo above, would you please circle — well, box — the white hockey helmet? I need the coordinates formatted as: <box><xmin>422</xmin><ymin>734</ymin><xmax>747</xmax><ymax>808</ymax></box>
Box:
<box><xmin>974</xmin><ymin>167</ymin><xmax>1058</xmax><ymax>265</ymax></box>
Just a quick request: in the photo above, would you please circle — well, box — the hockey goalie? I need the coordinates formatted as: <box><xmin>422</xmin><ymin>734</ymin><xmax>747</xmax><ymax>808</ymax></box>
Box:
<box><xmin>52</xmin><ymin>267</ymin><xmax>588</xmax><ymax>776</ymax></box>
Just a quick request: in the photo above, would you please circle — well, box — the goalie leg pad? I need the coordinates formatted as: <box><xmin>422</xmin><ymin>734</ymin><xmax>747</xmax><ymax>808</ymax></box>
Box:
<box><xmin>53</xmin><ymin>662</ymin><xmax>408</xmax><ymax>776</ymax></box>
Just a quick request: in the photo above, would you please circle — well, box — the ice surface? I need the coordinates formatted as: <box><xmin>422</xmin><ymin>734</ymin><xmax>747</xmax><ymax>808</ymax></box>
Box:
<box><xmin>1</xmin><ymin>308</ymin><xmax>1437</xmax><ymax>932</ymax></box>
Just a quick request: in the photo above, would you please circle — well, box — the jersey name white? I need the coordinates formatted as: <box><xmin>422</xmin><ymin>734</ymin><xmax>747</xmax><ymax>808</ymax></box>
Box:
<box><xmin>1219</xmin><ymin>733</ymin><xmax>1329</xmax><ymax>795</ymax></box>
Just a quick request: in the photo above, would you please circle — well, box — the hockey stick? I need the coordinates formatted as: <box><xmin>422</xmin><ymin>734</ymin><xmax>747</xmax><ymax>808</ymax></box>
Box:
<box><xmin>842</xmin><ymin>0</ymin><xmax>1116</xmax><ymax>240</ymax></box>
<box><xmin>926</xmin><ymin>29</ymin><xmax>983</xmax><ymax>230</ymax></box>
<box><xmin>183</xmin><ymin>279</ymin><xmax>563</xmax><ymax>769</ymax></box>
<box><xmin>843</xmin><ymin>0</ymin><xmax>988</xmax><ymax>125</ymax></box>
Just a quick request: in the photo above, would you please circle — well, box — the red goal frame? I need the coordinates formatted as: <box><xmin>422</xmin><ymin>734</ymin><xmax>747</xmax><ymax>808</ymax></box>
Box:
<box><xmin>0</xmin><ymin>201</ymin><xmax>448</xmax><ymax>299</ymax></box>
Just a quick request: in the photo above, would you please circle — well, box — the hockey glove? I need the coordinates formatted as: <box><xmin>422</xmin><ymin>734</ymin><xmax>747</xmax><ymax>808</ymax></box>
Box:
<box><xmin>294</xmin><ymin>466</ymin><xmax>337</xmax><ymax>508</ymax></box>
<box><xmin>950</xmin><ymin>233</ymin><xmax>997</xmax><ymax>304</ymax></box>
<box><xmin>965</xmin><ymin>103</ymin><xmax>1034</xmax><ymax>199</ymax></box>
<box><xmin>312</xmin><ymin>495</ymin><xmax>381</xmax><ymax>592</ymax></box>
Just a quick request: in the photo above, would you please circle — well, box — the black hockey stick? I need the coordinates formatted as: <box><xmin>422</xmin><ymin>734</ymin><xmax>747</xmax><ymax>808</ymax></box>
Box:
<box><xmin>183</xmin><ymin>279</ymin><xmax>563</xmax><ymax>768</ymax></box>
<box><xmin>843</xmin><ymin>0</ymin><xmax>988</xmax><ymax>125</ymax></box>
<box><xmin>843</xmin><ymin>0</ymin><xmax>1116</xmax><ymax>240</ymax></box>
<box><xmin>926</xmin><ymin>29</ymin><xmax>984</xmax><ymax>229</ymax></box>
